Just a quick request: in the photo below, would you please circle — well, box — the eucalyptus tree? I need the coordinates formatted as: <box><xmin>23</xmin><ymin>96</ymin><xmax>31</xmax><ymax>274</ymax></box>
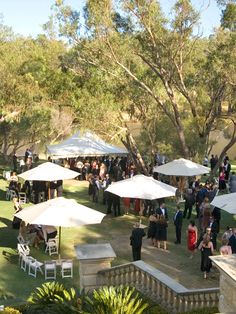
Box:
<box><xmin>0</xmin><ymin>30</ymin><xmax>77</xmax><ymax>158</ymax></box>
<box><xmin>51</xmin><ymin>0</ymin><xmax>236</xmax><ymax>169</ymax></box>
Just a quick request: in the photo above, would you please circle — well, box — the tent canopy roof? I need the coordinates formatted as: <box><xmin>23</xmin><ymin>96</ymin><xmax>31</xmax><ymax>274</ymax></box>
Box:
<box><xmin>47</xmin><ymin>130</ymin><xmax>128</xmax><ymax>158</ymax></box>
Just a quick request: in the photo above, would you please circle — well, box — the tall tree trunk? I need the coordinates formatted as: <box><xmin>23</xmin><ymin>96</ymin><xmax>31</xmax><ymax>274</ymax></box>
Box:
<box><xmin>209</xmin><ymin>120</ymin><xmax>236</xmax><ymax>180</ymax></box>
<box><xmin>2</xmin><ymin>123</ymin><xmax>10</xmax><ymax>162</ymax></box>
<box><xmin>122</xmin><ymin>130</ymin><xmax>148</xmax><ymax>175</ymax></box>
<box><xmin>176</xmin><ymin>124</ymin><xmax>190</xmax><ymax>158</ymax></box>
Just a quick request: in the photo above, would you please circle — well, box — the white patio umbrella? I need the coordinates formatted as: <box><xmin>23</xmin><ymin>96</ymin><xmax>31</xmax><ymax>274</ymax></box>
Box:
<box><xmin>18</xmin><ymin>162</ymin><xmax>79</xmax><ymax>199</ymax></box>
<box><xmin>153</xmin><ymin>158</ymin><xmax>210</xmax><ymax>176</ymax></box>
<box><xmin>18</xmin><ymin>162</ymin><xmax>79</xmax><ymax>181</ymax></box>
<box><xmin>14</xmin><ymin>197</ymin><xmax>106</xmax><ymax>255</ymax></box>
<box><xmin>106</xmin><ymin>174</ymin><xmax>177</xmax><ymax>200</ymax></box>
<box><xmin>211</xmin><ymin>193</ymin><xmax>236</xmax><ymax>214</ymax></box>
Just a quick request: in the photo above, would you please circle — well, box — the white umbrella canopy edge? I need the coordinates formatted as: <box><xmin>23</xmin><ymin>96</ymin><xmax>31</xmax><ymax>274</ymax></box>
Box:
<box><xmin>14</xmin><ymin>197</ymin><xmax>106</xmax><ymax>255</ymax></box>
<box><xmin>14</xmin><ymin>197</ymin><xmax>106</xmax><ymax>227</ymax></box>
<box><xmin>18</xmin><ymin>162</ymin><xmax>79</xmax><ymax>181</ymax></box>
<box><xmin>106</xmin><ymin>174</ymin><xmax>177</xmax><ymax>200</ymax></box>
<box><xmin>211</xmin><ymin>192</ymin><xmax>236</xmax><ymax>215</ymax></box>
<box><xmin>153</xmin><ymin>158</ymin><xmax>210</xmax><ymax>176</ymax></box>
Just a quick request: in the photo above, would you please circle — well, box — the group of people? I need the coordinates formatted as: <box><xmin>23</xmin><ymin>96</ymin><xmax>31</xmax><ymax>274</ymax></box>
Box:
<box><xmin>12</xmin><ymin>148</ymin><xmax>38</xmax><ymax>174</ymax></box>
<box><xmin>208</xmin><ymin>153</ymin><xmax>236</xmax><ymax>192</ymax></box>
<box><xmin>19</xmin><ymin>221</ymin><xmax>58</xmax><ymax>249</ymax></box>
<box><xmin>7</xmin><ymin>150</ymin><xmax>236</xmax><ymax>281</ymax></box>
<box><xmin>12</xmin><ymin>196</ymin><xmax>58</xmax><ymax>249</ymax></box>
<box><xmin>132</xmin><ymin>200</ymin><xmax>235</xmax><ymax>279</ymax></box>
<box><xmin>62</xmin><ymin>156</ymin><xmax>140</xmax><ymax>182</ymax></box>
<box><xmin>7</xmin><ymin>170</ymin><xmax>63</xmax><ymax>204</ymax></box>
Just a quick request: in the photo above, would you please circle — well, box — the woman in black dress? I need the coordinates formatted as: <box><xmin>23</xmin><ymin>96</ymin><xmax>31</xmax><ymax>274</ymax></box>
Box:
<box><xmin>198</xmin><ymin>234</ymin><xmax>214</xmax><ymax>279</ymax></box>
<box><xmin>147</xmin><ymin>212</ymin><xmax>157</xmax><ymax>246</ymax></box>
<box><xmin>155</xmin><ymin>214</ymin><xmax>168</xmax><ymax>250</ymax></box>
<box><xmin>88</xmin><ymin>175</ymin><xmax>94</xmax><ymax>200</ymax></box>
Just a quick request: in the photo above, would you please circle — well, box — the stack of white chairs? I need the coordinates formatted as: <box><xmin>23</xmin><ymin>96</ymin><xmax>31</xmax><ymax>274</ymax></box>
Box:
<box><xmin>45</xmin><ymin>238</ymin><xmax>58</xmax><ymax>256</ymax></box>
<box><xmin>17</xmin><ymin>243</ymin><xmax>30</xmax><ymax>264</ymax></box>
<box><xmin>20</xmin><ymin>254</ymin><xmax>34</xmax><ymax>272</ymax></box>
<box><xmin>61</xmin><ymin>260</ymin><xmax>73</xmax><ymax>278</ymax></box>
<box><xmin>17</xmin><ymin>243</ymin><xmax>43</xmax><ymax>278</ymax></box>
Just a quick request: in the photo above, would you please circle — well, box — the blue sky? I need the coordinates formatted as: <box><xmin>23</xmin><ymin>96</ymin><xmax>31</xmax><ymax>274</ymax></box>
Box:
<box><xmin>0</xmin><ymin>0</ymin><xmax>221</xmax><ymax>37</ymax></box>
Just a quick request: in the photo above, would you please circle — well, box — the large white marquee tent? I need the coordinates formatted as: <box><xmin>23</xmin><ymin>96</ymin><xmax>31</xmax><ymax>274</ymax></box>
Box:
<box><xmin>47</xmin><ymin>130</ymin><xmax>128</xmax><ymax>159</ymax></box>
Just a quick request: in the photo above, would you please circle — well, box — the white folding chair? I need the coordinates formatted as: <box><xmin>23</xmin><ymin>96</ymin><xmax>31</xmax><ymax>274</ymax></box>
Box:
<box><xmin>28</xmin><ymin>258</ymin><xmax>43</xmax><ymax>278</ymax></box>
<box><xmin>45</xmin><ymin>238</ymin><xmax>58</xmax><ymax>256</ymax></box>
<box><xmin>6</xmin><ymin>189</ymin><xmax>17</xmax><ymax>201</ymax></box>
<box><xmin>17</xmin><ymin>243</ymin><xmax>28</xmax><ymax>265</ymax></box>
<box><xmin>19</xmin><ymin>192</ymin><xmax>27</xmax><ymax>205</ymax></box>
<box><xmin>5</xmin><ymin>188</ymin><xmax>11</xmax><ymax>201</ymax></box>
<box><xmin>17</xmin><ymin>243</ymin><xmax>30</xmax><ymax>255</ymax></box>
<box><xmin>44</xmin><ymin>261</ymin><xmax>57</xmax><ymax>280</ymax></box>
<box><xmin>21</xmin><ymin>255</ymin><xmax>34</xmax><ymax>272</ymax></box>
<box><xmin>61</xmin><ymin>260</ymin><xmax>73</xmax><ymax>278</ymax></box>
<box><xmin>17</xmin><ymin>234</ymin><xmax>30</xmax><ymax>246</ymax></box>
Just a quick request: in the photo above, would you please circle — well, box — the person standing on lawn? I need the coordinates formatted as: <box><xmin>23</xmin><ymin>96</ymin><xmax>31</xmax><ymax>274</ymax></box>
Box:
<box><xmin>183</xmin><ymin>188</ymin><xmax>195</xmax><ymax>219</ymax></box>
<box><xmin>228</xmin><ymin>228</ymin><xmax>236</xmax><ymax>254</ymax></box>
<box><xmin>173</xmin><ymin>205</ymin><xmax>183</xmax><ymax>244</ymax></box>
<box><xmin>198</xmin><ymin>234</ymin><xmax>214</xmax><ymax>279</ymax></box>
<box><xmin>130</xmin><ymin>222</ymin><xmax>146</xmax><ymax>261</ymax></box>
<box><xmin>187</xmin><ymin>220</ymin><xmax>198</xmax><ymax>259</ymax></box>
<box><xmin>156</xmin><ymin>202</ymin><xmax>168</xmax><ymax>220</ymax></box>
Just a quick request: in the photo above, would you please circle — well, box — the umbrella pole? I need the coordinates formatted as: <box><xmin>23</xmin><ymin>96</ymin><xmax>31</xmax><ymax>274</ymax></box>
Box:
<box><xmin>48</xmin><ymin>181</ymin><xmax>51</xmax><ymax>200</ymax></box>
<box><xmin>58</xmin><ymin>226</ymin><xmax>61</xmax><ymax>260</ymax></box>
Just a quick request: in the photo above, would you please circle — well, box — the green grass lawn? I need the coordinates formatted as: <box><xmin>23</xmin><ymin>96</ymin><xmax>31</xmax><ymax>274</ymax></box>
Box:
<box><xmin>0</xmin><ymin>177</ymin><xmax>142</xmax><ymax>306</ymax></box>
<box><xmin>0</xmin><ymin>172</ymin><xmax>235</xmax><ymax>308</ymax></box>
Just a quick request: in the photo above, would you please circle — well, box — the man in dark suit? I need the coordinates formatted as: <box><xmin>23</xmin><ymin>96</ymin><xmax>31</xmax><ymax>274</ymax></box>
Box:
<box><xmin>228</xmin><ymin>228</ymin><xmax>236</xmax><ymax>254</ymax></box>
<box><xmin>208</xmin><ymin>216</ymin><xmax>219</xmax><ymax>250</ymax></box>
<box><xmin>211</xmin><ymin>207</ymin><xmax>221</xmax><ymax>230</ymax></box>
<box><xmin>183</xmin><ymin>188</ymin><xmax>195</xmax><ymax>219</ymax></box>
<box><xmin>156</xmin><ymin>203</ymin><xmax>168</xmax><ymax>220</ymax></box>
<box><xmin>130</xmin><ymin>223</ymin><xmax>146</xmax><ymax>261</ymax></box>
<box><xmin>173</xmin><ymin>205</ymin><xmax>183</xmax><ymax>244</ymax></box>
<box><xmin>112</xmin><ymin>194</ymin><xmax>121</xmax><ymax>217</ymax></box>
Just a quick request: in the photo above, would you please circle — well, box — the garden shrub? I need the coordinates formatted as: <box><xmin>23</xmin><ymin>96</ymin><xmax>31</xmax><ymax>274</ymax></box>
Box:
<box><xmin>26</xmin><ymin>282</ymin><xmax>81</xmax><ymax>314</ymax></box>
<box><xmin>1</xmin><ymin>307</ymin><xmax>21</xmax><ymax>314</ymax></box>
<box><xmin>0</xmin><ymin>288</ymin><xmax>14</xmax><ymax>301</ymax></box>
<box><xmin>83</xmin><ymin>285</ymin><xmax>149</xmax><ymax>314</ymax></box>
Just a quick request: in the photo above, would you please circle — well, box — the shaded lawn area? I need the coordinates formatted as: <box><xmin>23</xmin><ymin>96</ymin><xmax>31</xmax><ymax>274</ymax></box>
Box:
<box><xmin>0</xmin><ymin>176</ymin><xmax>235</xmax><ymax>306</ymax></box>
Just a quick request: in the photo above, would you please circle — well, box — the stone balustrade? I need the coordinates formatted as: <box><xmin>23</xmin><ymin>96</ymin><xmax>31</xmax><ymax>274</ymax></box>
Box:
<box><xmin>97</xmin><ymin>260</ymin><xmax>219</xmax><ymax>314</ymax></box>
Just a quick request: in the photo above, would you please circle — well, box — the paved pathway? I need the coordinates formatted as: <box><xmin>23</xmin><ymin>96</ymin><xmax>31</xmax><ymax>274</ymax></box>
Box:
<box><xmin>109</xmin><ymin>224</ymin><xmax>219</xmax><ymax>289</ymax></box>
<box><xmin>67</xmin><ymin>179</ymin><xmax>220</xmax><ymax>290</ymax></box>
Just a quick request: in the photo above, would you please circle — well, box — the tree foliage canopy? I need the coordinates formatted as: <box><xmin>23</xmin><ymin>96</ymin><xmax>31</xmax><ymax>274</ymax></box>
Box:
<box><xmin>0</xmin><ymin>0</ymin><xmax>236</xmax><ymax>170</ymax></box>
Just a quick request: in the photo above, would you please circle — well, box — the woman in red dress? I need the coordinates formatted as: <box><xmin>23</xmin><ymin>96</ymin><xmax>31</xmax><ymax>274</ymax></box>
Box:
<box><xmin>134</xmin><ymin>198</ymin><xmax>140</xmax><ymax>213</ymax></box>
<box><xmin>187</xmin><ymin>220</ymin><xmax>198</xmax><ymax>259</ymax></box>
<box><xmin>123</xmin><ymin>197</ymin><xmax>131</xmax><ymax>215</ymax></box>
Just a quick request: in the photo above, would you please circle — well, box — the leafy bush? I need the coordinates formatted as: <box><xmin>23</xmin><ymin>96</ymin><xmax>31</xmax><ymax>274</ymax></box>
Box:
<box><xmin>1</xmin><ymin>307</ymin><xmax>21</xmax><ymax>314</ymax></box>
<box><xmin>0</xmin><ymin>288</ymin><xmax>14</xmax><ymax>301</ymax></box>
<box><xmin>27</xmin><ymin>282</ymin><xmax>81</xmax><ymax>314</ymax></box>
<box><xmin>143</xmin><ymin>304</ymin><xmax>168</xmax><ymax>314</ymax></box>
<box><xmin>83</xmin><ymin>285</ymin><xmax>149</xmax><ymax>314</ymax></box>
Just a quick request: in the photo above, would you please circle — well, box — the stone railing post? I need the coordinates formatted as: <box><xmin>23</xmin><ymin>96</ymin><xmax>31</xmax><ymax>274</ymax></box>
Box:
<box><xmin>96</xmin><ymin>260</ymin><xmax>219</xmax><ymax>313</ymax></box>
<box><xmin>211</xmin><ymin>254</ymin><xmax>236</xmax><ymax>313</ymax></box>
<box><xmin>75</xmin><ymin>243</ymin><xmax>116</xmax><ymax>293</ymax></box>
